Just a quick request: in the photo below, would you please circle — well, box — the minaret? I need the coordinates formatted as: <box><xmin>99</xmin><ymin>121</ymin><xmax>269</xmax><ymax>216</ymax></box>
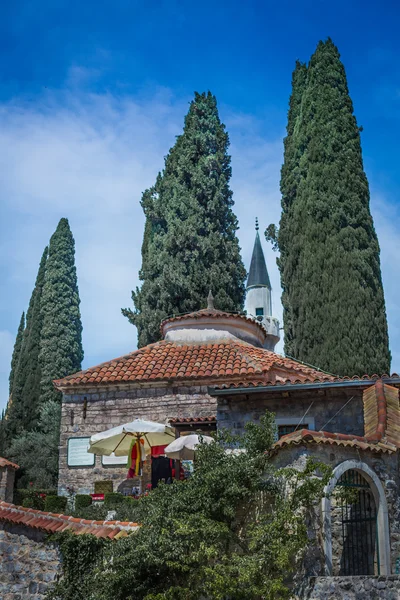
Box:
<box><xmin>245</xmin><ymin>218</ymin><xmax>280</xmax><ymax>351</ymax></box>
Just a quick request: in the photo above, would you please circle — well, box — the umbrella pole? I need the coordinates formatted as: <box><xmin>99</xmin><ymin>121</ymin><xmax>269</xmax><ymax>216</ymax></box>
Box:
<box><xmin>175</xmin><ymin>430</ymin><xmax>181</xmax><ymax>481</ymax></box>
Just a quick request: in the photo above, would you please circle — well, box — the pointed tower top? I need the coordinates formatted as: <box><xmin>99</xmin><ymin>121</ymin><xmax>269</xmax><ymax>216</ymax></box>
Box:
<box><xmin>247</xmin><ymin>224</ymin><xmax>271</xmax><ymax>289</ymax></box>
<box><xmin>207</xmin><ymin>289</ymin><xmax>215</xmax><ymax>310</ymax></box>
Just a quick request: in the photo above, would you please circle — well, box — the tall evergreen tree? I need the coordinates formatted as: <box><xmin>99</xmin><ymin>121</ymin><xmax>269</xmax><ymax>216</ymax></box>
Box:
<box><xmin>9</xmin><ymin>312</ymin><xmax>25</xmax><ymax>397</ymax></box>
<box><xmin>39</xmin><ymin>218</ymin><xmax>83</xmax><ymax>404</ymax></box>
<box><xmin>123</xmin><ymin>92</ymin><xmax>246</xmax><ymax>347</ymax></box>
<box><xmin>18</xmin><ymin>248</ymin><xmax>48</xmax><ymax>430</ymax></box>
<box><xmin>7</xmin><ymin>249</ymin><xmax>48</xmax><ymax>436</ymax></box>
<box><xmin>276</xmin><ymin>60</ymin><xmax>307</xmax><ymax>357</ymax></box>
<box><xmin>273</xmin><ymin>39</ymin><xmax>390</xmax><ymax>376</ymax></box>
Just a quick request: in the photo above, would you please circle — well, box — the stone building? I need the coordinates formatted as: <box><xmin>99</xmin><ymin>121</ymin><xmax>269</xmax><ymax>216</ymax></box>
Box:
<box><xmin>0</xmin><ymin>457</ymin><xmax>19</xmax><ymax>503</ymax></box>
<box><xmin>54</xmin><ymin>226</ymin><xmax>400</xmax><ymax>590</ymax></box>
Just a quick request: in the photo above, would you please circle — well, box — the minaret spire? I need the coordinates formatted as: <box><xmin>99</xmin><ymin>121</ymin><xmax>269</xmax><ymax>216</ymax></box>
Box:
<box><xmin>245</xmin><ymin>218</ymin><xmax>280</xmax><ymax>351</ymax></box>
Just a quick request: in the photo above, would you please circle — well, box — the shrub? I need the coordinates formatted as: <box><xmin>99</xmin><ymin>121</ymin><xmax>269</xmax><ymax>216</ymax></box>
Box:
<box><xmin>14</xmin><ymin>488</ymin><xmax>56</xmax><ymax>507</ymax></box>
<box><xmin>45</xmin><ymin>495</ymin><xmax>68</xmax><ymax>513</ymax></box>
<box><xmin>22</xmin><ymin>495</ymin><xmax>45</xmax><ymax>510</ymax></box>
<box><xmin>19</xmin><ymin>490</ymin><xmax>48</xmax><ymax>510</ymax></box>
<box><xmin>75</xmin><ymin>494</ymin><xmax>93</xmax><ymax>511</ymax></box>
<box><xmin>72</xmin><ymin>503</ymin><xmax>109</xmax><ymax>521</ymax></box>
<box><xmin>104</xmin><ymin>492</ymin><xmax>125</xmax><ymax>509</ymax></box>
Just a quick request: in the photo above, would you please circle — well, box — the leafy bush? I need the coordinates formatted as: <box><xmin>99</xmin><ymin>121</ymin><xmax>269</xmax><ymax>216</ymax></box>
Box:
<box><xmin>8</xmin><ymin>401</ymin><xmax>61</xmax><ymax>488</ymax></box>
<box><xmin>74</xmin><ymin>495</ymin><xmax>92</xmax><ymax>511</ymax></box>
<box><xmin>22</xmin><ymin>494</ymin><xmax>45</xmax><ymax>510</ymax></box>
<box><xmin>45</xmin><ymin>495</ymin><xmax>68</xmax><ymax>513</ymax></box>
<box><xmin>14</xmin><ymin>488</ymin><xmax>56</xmax><ymax>507</ymax></box>
<box><xmin>48</xmin><ymin>411</ymin><xmax>332</xmax><ymax>600</ymax></box>
<box><xmin>72</xmin><ymin>503</ymin><xmax>109</xmax><ymax>521</ymax></box>
<box><xmin>104</xmin><ymin>492</ymin><xmax>125</xmax><ymax>509</ymax></box>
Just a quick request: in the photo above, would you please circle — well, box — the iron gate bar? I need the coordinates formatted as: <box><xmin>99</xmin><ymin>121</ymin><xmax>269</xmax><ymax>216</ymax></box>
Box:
<box><xmin>337</xmin><ymin>469</ymin><xmax>378</xmax><ymax>576</ymax></box>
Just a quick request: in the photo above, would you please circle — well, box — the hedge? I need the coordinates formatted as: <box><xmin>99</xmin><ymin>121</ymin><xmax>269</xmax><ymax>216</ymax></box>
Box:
<box><xmin>75</xmin><ymin>494</ymin><xmax>93</xmax><ymax>511</ymax></box>
<box><xmin>104</xmin><ymin>492</ymin><xmax>125</xmax><ymax>508</ymax></box>
<box><xmin>44</xmin><ymin>495</ymin><xmax>68</xmax><ymax>513</ymax></box>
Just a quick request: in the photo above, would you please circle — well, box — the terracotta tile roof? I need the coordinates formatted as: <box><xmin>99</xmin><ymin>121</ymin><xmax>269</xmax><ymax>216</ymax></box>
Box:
<box><xmin>169</xmin><ymin>416</ymin><xmax>216</xmax><ymax>425</ymax></box>
<box><xmin>214</xmin><ymin>373</ymin><xmax>400</xmax><ymax>390</ymax></box>
<box><xmin>160</xmin><ymin>308</ymin><xmax>267</xmax><ymax>337</ymax></box>
<box><xmin>270</xmin><ymin>429</ymin><xmax>397</xmax><ymax>456</ymax></box>
<box><xmin>54</xmin><ymin>340</ymin><xmax>329</xmax><ymax>389</ymax></box>
<box><xmin>0</xmin><ymin>457</ymin><xmax>19</xmax><ymax>470</ymax></box>
<box><xmin>0</xmin><ymin>501</ymin><xmax>139</xmax><ymax>539</ymax></box>
<box><xmin>363</xmin><ymin>381</ymin><xmax>400</xmax><ymax>446</ymax></box>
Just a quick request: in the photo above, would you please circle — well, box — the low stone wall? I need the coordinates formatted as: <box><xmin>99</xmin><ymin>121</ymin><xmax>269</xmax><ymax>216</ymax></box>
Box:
<box><xmin>301</xmin><ymin>576</ymin><xmax>400</xmax><ymax>599</ymax></box>
<box><xmin>0</xmin><ymin>522</ymin><xmax>61</xmax><ymax>599</ymax></box>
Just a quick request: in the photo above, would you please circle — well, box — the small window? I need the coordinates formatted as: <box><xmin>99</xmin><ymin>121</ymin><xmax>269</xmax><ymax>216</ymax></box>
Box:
<box><xmin>255</xmin><ymin>307</ymin><xmax>264</xmax><ymax>316</ymax></box>
<box><xmin>278</xmin><ymin>424</ymin><xmax>308</xmax><ymax>439</ymax></box>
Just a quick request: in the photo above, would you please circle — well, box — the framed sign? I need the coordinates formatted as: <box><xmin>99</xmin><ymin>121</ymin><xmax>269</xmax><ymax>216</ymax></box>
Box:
<box><xmin>67</xmin><ymin>437</ymin><xmax>95</xmax><ymax>467</ymax></box>
<box><xmin>101</xmin><ymin>453</ymin><xmax>128</xmax><ymax>466</ymax></box>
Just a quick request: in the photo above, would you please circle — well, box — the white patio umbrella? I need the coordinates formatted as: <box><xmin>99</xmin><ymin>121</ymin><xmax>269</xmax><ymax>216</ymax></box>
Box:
<box><xmin>88</xmin><ymin>419</ymin><xmax>175</xmax><ymax>456</ymax></box>
<box><xmin>164</xmin><ymin>434</ymin><xmax>214</xmax><ymax>460</ymax></box>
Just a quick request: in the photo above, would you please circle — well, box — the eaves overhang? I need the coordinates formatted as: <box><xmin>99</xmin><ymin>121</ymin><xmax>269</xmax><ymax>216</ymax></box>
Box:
<box><xmin>208</xmin><ymin>377</ymin><xmax>400</xmax><ymax>396</ymax></box>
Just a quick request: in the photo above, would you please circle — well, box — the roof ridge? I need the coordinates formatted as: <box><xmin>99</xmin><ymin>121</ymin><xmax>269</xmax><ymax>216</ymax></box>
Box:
<box><xmin>0</xmin><ymin>501</ymin><xmax>139</xmax><ymax>539</ymax></box>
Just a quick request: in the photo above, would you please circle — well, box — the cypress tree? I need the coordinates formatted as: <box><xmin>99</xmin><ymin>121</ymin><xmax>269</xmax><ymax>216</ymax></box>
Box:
<box><xmin>7</xmin><ymin>249</ymin><xmax>48</xmax><ymax>436</ymax></box>
<box><xmin>123</xmin><ymin>92</ymin><xmax>246</xmax><ymax>347</ymax></box>
<box><xmin>275</xmin><ymin>39</ymin><xmax>390</xmax><ymax>376</ymax></box>
<box><xmin>9</xmin><ymin>312</ymin><xmax>25</xmax><ymax>397</ymax></box>
<box><xmin>39</xmin><ymin>218</ymin><xmax>83</xmax><ymax>404</ymax></box>
<box><xmin>19</xmin><ymin>248</ymin><xmax>48</xmax><ymax>430</ymax></box>
<box><xmin>277</xmin><ymin>60</ymin><xmax>307</xmax><ymax>358</ymax></box>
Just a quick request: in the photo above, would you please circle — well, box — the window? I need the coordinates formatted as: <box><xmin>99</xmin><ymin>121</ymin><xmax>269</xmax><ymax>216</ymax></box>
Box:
<box><xmin>277</xmin><ymin>424</ymin><xmax>308</xmax><ymax>439</ymax></box>
<box><xmin>255</xmin><ymin>307</ymin><xmax>264</xmax><ymax>316</ymax></box>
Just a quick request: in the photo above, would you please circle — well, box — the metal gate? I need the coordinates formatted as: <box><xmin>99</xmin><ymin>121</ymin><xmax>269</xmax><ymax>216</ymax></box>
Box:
<box><xmin>337</xmin><ymin>469</ymin><xmax>379</xmax><ymax>576</ymax></box>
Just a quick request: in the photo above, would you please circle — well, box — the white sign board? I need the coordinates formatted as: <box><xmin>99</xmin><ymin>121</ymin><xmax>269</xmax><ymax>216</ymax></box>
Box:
<box><xmin>67</xmin><ymin>437</ymin><xmax>95</xmax><ymax>467</ymax></box>
<box><xmin>102</xmin><ymin>453</ymin><xmax>128</xmax><ymax>466</ymax></box>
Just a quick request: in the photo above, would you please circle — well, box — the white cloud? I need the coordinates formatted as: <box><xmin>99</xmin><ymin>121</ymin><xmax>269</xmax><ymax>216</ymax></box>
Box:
<box><xmin>0</xmin><ymin>83</ymin><xmax>398</xmax><ymax>413</ymax></box>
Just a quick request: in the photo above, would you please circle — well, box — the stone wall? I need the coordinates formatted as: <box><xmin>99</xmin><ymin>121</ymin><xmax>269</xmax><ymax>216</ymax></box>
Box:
<box><xmin>59</xmin><ymin>384</ymin><xmax>216</xmax><ymax>495</ymax></box>
<box><xmin>0</xmin><ymin>466</ymin><xmax>15</xmax><ymax>503</ymax></box>
<box><xmin>270</xmin><ymin>444</ymin><xmax>400</xmax><ymax>576</ymax></box>
<box><xmin>300</xmin><ymin>576</ymin><xmax>400</xmax><ymax>599</ymax></box>
<box><xmin>0</xmin><ymin>522</ymin><xmax>60</xmax><ymax>599</ymax></box>
<box><xmin>217</xmin><ymin>391</ymin><xmax>365</xmax><ymax>437</ymax></box>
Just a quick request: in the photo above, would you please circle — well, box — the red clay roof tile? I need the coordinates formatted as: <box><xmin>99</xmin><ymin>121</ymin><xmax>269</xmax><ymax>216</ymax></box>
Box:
<box><xmin>270</xmin><ymin>429</ymin><xmax>397</xmax><ymax>456</ymax></box>
<box><xmin>54</xmin><ymin>340</ymin><xmax>330</xmax><ymax>389</ymax></box>
<box><xmin>0</xmin><ymin>457</ymin><xmax>19</xmax><ymax>470</ymax></box>
<box><xmin>0</xmin><ymin>501</ymin><xmax>139</xmax><ymax>539</ymax></box>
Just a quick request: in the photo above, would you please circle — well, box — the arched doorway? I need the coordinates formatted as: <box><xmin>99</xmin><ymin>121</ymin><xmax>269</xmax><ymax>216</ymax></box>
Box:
<box><xmin>333</xmin><ymin>469</ymin><xmax>377</xmax><ymax>575</ymax></box>
<box><xmin>322</xmin><ymin>460</ymin><xmax>391</xmax><ymax>576</ymax></box>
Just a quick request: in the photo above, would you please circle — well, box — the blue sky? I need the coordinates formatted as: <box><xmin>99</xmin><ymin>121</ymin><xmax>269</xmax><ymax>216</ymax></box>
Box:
<box><xmin>1</xmin><ymin>0</ymin><xmax>399</xmax><ymax>410</ymax></box>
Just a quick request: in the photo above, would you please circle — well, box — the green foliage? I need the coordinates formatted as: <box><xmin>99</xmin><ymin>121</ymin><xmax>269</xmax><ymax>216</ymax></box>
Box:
<box><xmin>21</xmin><ymin>491</ymin><xmax>46</xmax><ymax>510</ymax></box>
<box><xmin>71</xmin><ymin>503</ymin><xmax>108</xmax><ymax>521</ymax></box>
<box><xmin>74</xmin><ymin>494</ymin><xmax>93</xmax><ymax>511</ymax></box>
<box><xmin>123</xmin><ymin>91</ymin><xmax>246</xmax><ymax>347</ymax></box>
<box><xmin>104</xmin><ymin>492</ymin><xmax>125</xmax><ymax>508</ymax></box>
<box><xmin>49</xmin><ymin>412</ymin><xmax>331</xmax><ymax>600</ymax></box>
<box><xmin>39</xmin><ymin>218</ymin><xmax>83</xmax><ymax>404</ymax></box>
<box><xmin>14</xmin><ymin>488</ymin><xmax>57</xmax><ymax>507</ymax></box>
<box><xmin>274</xmin><ymin>39</ymin><xmax>390</xmax><ymax>376</ymax></box>
<box><xmin>8</xmin><ymin>248</ymin><xmax>48</xmax><ymax>436</ymax></box>
<box><xmin>0</xmin><ymin>409</ymin><xmax>8</xmax><ymax>456</ymax></box>
<box><xmin>9</xmin><ymin>312</ymin><xmax>25</xmax><ymax>397</ymax></box>
<box><xmin>45</xmin><ymin>495</ymin><xmax>68</xmax><ymax>513</ymax></box>
<box><xmin>47</xmin><ymin>534</ymin><xmax>108</xmax><ymax>600</ymax></box>
<box><xmin>9</xmin><ymin>401</ymin><xmax>61</xmax><ymax>488</ymax></box>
